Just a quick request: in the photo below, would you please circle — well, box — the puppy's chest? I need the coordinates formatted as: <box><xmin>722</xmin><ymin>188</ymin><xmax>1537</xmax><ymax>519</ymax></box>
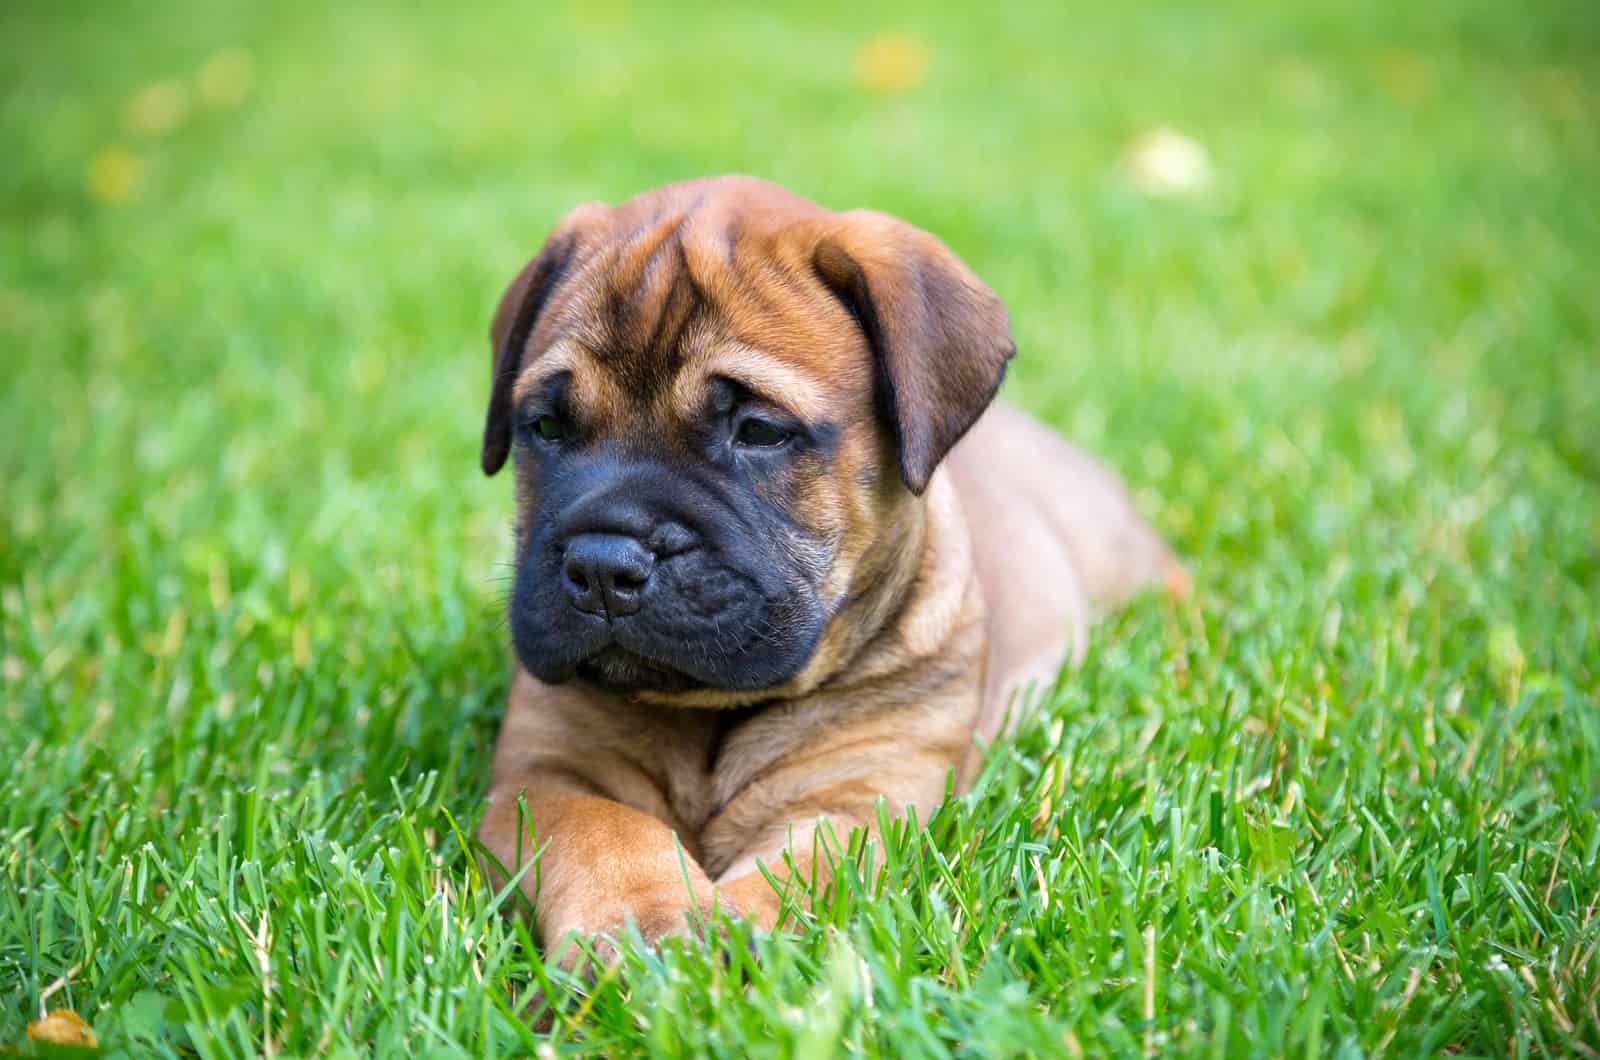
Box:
<box><xmin>653</xmin><ymin>706</ymin><xmax>780</xmax><ymax>820</ymax></box>
<box><xmin>643</xmin><ymin>704</ymin><xmax>815</xmax><ymax>860</ymax></box>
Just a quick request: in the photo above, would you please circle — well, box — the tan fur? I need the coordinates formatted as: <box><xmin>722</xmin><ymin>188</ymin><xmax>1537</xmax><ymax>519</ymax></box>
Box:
<box><xmin>476</xmin><ymin>177</ymin><xmax>1182</xmax><ymax>960</ymax></box>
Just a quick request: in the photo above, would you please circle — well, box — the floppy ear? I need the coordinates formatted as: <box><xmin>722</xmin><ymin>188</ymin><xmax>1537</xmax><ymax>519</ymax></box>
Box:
<box><xmin>481</xmin><ymin>204</ymin><xmax>607</xmax><ymax>475</ymax></box>
<box><xmin>811</xmin><ymin>210</ymin><xmax>1015</xmax><ymax>494</ymax></box>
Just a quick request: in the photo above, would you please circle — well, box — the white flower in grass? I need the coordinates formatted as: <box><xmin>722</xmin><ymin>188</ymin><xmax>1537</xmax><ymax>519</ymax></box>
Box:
<box><xmin>1127</xmin><ymin>127</ymin><xmax>1214</xmax><ymax>197</ymax></box>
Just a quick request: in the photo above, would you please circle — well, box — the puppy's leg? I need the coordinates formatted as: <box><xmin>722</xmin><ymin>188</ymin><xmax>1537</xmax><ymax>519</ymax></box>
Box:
<box><xmin>479</xmin><ymin>769</ymin><xmax>729</xmax><ymax>965</ymax></box>
<box><xmin>712</xmin><ymin>724</ymin><xmax>968</xmax><ymax>930</ymax></box>
<box><xmin>717</xmin><ymin>809</ymin><xmax>917</xmax><ymax>931</ymax></box>
<box><xmin>480</xmin><ymin>672</ymin><xmax>736</xmax><ymax>962</ymax></box>
<box><xmin>717</xmin><ymin>828</ymin><xmax>835</xmax><ymax>932</ymax></box>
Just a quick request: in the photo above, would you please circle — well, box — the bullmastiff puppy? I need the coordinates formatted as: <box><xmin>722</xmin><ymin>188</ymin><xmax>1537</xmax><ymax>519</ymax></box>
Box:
<box><xmin>476</xmin><ymin>176</ymin><xmax>1181</xmax><ymax>961</ymax></box>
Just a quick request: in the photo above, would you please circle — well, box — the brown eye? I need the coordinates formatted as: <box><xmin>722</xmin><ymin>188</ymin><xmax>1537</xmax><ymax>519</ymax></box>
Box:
<box><xmin>735</xmin><ymin>417</ymin><xmax>789</xmax><ymax>447</ymax></box>
<box><xmin>534</xmin><ymin>415</ymin><xmax>563</xmax><ymax>442</ymax></box>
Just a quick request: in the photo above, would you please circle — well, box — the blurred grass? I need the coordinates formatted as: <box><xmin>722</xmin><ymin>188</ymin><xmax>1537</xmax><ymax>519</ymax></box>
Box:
<box><xmin>2</xmin><ymin>0</ymin><xmax>1598</xmax><ymax>1055</ymax></box>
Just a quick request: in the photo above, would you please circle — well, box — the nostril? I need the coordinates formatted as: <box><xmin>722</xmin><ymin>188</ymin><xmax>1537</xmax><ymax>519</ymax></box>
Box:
<box><xmin>563</xmin><ymin>558</ymin><xmax>591</xmax><ymax>593</ymax></box>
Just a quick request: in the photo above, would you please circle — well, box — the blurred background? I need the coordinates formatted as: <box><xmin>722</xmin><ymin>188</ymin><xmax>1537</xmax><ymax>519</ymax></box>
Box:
<box><xmin>4</xmin><ymin>0</ymin><xmax>1598</xmax><ymax>826</ymax></box>
<box><xmin>4</xmin><ymin>0</ymin><xmax>1598</xmax><ymax>802</ymax></box>
<box><xmin>3</xmin><ymin>0</ymin><xmax>1598</xmax><ymax>1052</ymax></box>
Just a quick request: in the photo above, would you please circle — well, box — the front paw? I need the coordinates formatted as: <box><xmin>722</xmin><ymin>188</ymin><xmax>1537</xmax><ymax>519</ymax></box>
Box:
<box><xmin>544</xmin><ymin>889</ymin><xmax>740</xmax><ymax>973</ymax></box>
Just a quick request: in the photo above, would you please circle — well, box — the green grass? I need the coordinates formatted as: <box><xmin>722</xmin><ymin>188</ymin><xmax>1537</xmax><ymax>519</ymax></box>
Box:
<box><xmin>3</xmin><ymin>0</ymin><xmax>1598</xmax><ymax>1055</ymax></box>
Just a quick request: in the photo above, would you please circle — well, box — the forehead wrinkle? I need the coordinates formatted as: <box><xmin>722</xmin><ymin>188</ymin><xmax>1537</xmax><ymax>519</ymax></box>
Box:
<box><xmin>678</xmin><ymin>342</ymin><xmax>836</xmax><ymax>423</ymax></box>
<box><xmin>510</xmin><ymin>341</ymin><xmax>577</xmax><ymax>405</ymax></box>
<box><xmin>591</xmin><ymin>216</ymin><xmax>706</xmax><ymax>401</ymax></box>
<box><xmin>604</xmin><ymin>210</ymin><xmax>689</xmax><ymax>297</ymax></box>
<box><xmin>698</xmin><ymin>252</ymin><xmax>873</xmax><ymax>393</ymax></box>
<box><xmin>511</xmin><ymin>342</ymin><xmax>625</xmax><ymax>420</ymax></box>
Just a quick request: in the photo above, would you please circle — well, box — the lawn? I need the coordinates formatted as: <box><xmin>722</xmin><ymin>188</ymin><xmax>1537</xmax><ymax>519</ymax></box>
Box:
<box><xmin>2</xmin><ymin>0</ymin><xmax>1598</xmax><ymax>1055</ymax></box>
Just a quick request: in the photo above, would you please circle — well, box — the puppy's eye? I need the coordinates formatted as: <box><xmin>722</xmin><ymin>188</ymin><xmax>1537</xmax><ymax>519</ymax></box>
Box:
<box><xmin>734</xmin><ymin>417</ymin><xmax>790</xmax><ymax>448</ymax></box>
<box><xmin>533</xmin><ymin>415</ymin><xmax>564</xmax><ymax>442</ymax></box>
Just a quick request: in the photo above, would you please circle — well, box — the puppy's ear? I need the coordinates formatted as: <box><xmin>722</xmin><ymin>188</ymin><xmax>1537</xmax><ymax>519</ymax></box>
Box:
<box><xmin>811</xmin><ymin>211</ymin><xmax>1015</xmax><ymax>494</ymax></box>
<box><xmin>482</xmin><ymin>204</ymin><xmax>608</xmax><ymax>476</ymax></box>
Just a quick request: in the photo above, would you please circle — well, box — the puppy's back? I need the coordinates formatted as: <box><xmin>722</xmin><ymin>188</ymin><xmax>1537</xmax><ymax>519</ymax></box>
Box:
<box><xmin>945</xmin><ymin>401</ymin><xmax>1180</xmax><ymax>745</ymax></box>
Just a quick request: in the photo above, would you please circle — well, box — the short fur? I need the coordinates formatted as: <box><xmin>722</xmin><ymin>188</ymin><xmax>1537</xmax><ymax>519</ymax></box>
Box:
<box><xmin>475</xmin><ymin>176</ymin><xmax>1182</xmax><ymax>957</ymax></box>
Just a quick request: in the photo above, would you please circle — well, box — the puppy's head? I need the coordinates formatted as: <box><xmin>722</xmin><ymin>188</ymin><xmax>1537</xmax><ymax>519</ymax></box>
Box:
<box><xmin>481</xmin><ymin>176</ymin><xmax>1013</xmax><ymax>704</ymax></box>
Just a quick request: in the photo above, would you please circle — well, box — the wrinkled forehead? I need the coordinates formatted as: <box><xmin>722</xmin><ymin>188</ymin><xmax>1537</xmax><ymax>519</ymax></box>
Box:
<box><xmin>511</xmin><ymin>335</ymin><xmax>856</xmax><ymax>428</ymax></box>
<box><xmin>510</xmin><ymin>222</ymin><xmax>871</xmax><ymax>427</ymax></box>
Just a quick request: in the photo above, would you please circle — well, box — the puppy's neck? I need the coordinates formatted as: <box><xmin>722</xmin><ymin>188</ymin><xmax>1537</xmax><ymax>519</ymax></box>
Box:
<box><xmin>818</xmin><ymin>469</ymin><xmax>984</xmax><ymax>693</ymax></box>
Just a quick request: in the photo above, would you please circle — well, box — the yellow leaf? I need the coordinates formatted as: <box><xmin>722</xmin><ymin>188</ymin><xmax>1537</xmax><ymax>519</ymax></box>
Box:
<box><xmin>28</xmin><ymin>1008</ymin><xmax>99</xmax><ymax>1048</ymax></box>
<box><xmin>854</xmin><ymin>33</ymin><xmax>930</xmax><ymax>95</ymax></box>
<box><xmin>198</xmin><ymin>48</ymin><xmax>256</xmax><ymax>109</ymax></box>
<box><xmin>86</xmin><ymin>146</ymin><xmax>144</xmax><ymax>205</ymax></box>
<box><xmin>125</xmin><ymin>78</ymin><xmax>190</xmax><ymax>137</ymax></box>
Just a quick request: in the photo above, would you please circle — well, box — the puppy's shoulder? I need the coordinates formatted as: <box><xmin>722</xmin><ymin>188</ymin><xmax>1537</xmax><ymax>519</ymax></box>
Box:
<box><xmin>947</xmin><ymin>400</ymin><xmax>1176</xmax><ymax>608</ymax></box>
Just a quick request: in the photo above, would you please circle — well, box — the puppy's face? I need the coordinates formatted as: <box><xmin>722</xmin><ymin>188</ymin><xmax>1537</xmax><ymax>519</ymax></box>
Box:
<box><xmin>503</xmin><ymin>293</ymin><xmax>866</xmax><ymax>697</ymax></box>
<box><xmin>480</xmin><ymin>178</ymin><xmax>1014</xmax><ymax>703</ymax></box>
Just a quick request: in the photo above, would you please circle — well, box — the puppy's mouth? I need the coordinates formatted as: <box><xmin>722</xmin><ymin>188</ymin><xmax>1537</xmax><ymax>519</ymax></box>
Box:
<box><xmin>507</xmin><ymin>521</ymin><xmax>827</xmax><ymax>697</ymax></box>
<box><xmin>574</xmin><ymin>644</ymin><xmax>707</xmax><ymax>695</ymax></box>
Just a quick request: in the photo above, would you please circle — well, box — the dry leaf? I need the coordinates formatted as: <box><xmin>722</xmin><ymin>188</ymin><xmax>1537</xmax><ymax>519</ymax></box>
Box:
<box><xmin>28</xmin><ymin>1008</ymin><xmax>99</xmax><ymax>1048</ymax></box>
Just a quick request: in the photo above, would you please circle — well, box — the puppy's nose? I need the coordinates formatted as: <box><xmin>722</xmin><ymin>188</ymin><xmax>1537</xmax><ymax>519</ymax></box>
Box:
<box><xmin>562</xmin><ymin>533</ymin><xmax>654</xmax><ymax>619</ymax></box>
